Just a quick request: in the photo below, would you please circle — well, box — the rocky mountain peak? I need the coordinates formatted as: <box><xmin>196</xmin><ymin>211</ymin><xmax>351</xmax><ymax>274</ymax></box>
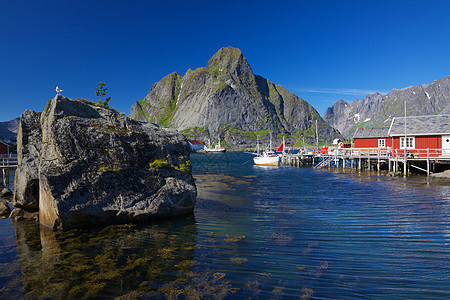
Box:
<box><xmin>206</xmin><ymin>47</ymin><xmax>253</xmax><ymax>77</ymax></box>
<box><xmin>130</xmin><ymin>47</ymin><xmax>341</xmax><ymax>148</ymax></box>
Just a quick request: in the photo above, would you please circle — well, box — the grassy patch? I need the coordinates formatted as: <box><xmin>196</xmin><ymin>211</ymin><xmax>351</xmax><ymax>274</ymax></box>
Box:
<box><xmin>75</xmin><ymin>98</ymin><xmax>122</xmax><ymax>115</ymax></box>
<box><xmin>43</xmin><ymin>99</ymin><xmax>52</xmax><ymax>117</ymax></box>
<box><xmin>149</xmin><ymin>159</ymin><xmax>170</xmax><ymax>169</ymax></box>
<box><xmin>176</xmin><ymin>160</ymin><xmax>191</xmax><ymax>172</ymax></box>
<box><xmin>99</xmin><ymin>165</ymin><xmax>120</xmax><ymax>173</ymax></box>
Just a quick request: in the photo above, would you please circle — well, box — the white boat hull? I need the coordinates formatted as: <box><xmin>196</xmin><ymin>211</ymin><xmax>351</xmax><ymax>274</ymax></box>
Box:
<box><xmin>253</xmin><ymin>155</ymin><xmax>279</xmax><ymax>166</ymax></box>
<box><xmin>204</xmin><ymin>147</ymin><xmax>226</xmax><ymax>153</ymax></box>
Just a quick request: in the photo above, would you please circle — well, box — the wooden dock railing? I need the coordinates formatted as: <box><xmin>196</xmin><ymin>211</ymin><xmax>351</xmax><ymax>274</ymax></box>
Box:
<box><xmin>1</xmin><ymin>154</ymin><xmax>18</xmax><ymax>188</ymax></box>
<box><xmin>313</xmin><ymin>147</ymin><xmax>447</xmax><ymax>159</ymax></box>
<box><xmin>282</xmin><ymin>147</ymin><xmax>450</xmax><ymax>176</ymax></box>
<box><xmin>0</xmin><ymin>154</ymin><xmax>18</xmax><ymax>167</ymax></box>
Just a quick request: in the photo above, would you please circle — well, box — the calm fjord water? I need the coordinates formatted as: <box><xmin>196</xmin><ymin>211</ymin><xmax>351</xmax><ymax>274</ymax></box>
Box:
<box><xmin>1</xmin><ymin>152</ymin><xmax>449</xmax><ymax>299</ymax></box>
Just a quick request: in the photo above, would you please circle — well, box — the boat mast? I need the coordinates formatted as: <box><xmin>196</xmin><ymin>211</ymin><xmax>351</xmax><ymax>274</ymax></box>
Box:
<box><xmin>315</xmin><ymin>119</ymin><xmax>318</xmax><ymax>152</ymax></box>
<box><xmin>269</xmin><ymin>132</ymin><xmax>272</xmax><ymax>152</ymax></box>
<box><xmin>257</xmin><ymin>136</ymin><xmax>259</xmax><ymax>156</ymax></box>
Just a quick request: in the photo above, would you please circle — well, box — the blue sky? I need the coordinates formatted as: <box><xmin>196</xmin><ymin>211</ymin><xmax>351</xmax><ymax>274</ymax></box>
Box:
<box><xmin>1</xmin><ymin>0</ymin><xmax>449</xmax><ymax>121</ymax></box>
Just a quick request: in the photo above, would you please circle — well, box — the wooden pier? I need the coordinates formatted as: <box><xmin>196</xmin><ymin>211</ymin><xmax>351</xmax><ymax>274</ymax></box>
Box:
<box><xmin>0</xmin><ymin>154</ymin><xmax>18</xmax><ymax>188</ymax></box>
<box><xmin>281</xmin><ymin>148</ymin><xmax>450</xmax><ymax>176</ymax></box>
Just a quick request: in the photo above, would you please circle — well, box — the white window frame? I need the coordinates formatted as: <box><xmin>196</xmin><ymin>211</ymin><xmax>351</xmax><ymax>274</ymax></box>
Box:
<box><xmin>378</xmin><ymin>139</ymin><xmax>386</xmax><ymax>148</ymax></box>
<box><xmin>400</xmin><ymin>137</ymin><xmax>415</xmax><ymax>149</ymax></box>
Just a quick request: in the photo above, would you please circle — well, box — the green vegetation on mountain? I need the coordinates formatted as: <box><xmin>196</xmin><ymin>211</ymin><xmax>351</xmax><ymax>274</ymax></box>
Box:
<box><xmin>180</xmin><ymin>126</ymin><xmax>209</xmax><ymax>138</ymax></box>
<box><xmin>225</xmin><ymin>126</ymin><xmax>271</xmax><ymax>140</ymax></box>
<box><xmin>133</xmin><ymin>100</ymin><xmax>150</xmax><ymax>120</ymax></box>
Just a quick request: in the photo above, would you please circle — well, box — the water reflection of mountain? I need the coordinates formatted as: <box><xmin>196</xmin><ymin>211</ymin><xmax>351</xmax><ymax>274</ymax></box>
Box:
<box><xmin>6</xmin><ymin>217</ymin><xmax>205</xmax><ymax>298</ymax></box>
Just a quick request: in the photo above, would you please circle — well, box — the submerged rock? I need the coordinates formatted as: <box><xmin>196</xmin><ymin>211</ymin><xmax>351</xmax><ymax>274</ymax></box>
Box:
<box><xmin>9</xmin><ymin>207</ymin><xmax>39</xmax><ymax>221</ymax></box>
<box><xmin>0</xmin><ymin>187</ymin><xmax>13</xmax><ymax>198</ymax></box>
<box><xmin>0</xmin><ymin>201</ymin><xmax>11</xmax><ymax>217</ymax></box>
<box><xmin>16</xmin><ymin>95</ymin><xmax>196</xmax><ymax>230</ymax></box>
<box><xmin>13</xmin><ymin>110</ymin><xmax>42</xmax><ymax>211</ymax></box>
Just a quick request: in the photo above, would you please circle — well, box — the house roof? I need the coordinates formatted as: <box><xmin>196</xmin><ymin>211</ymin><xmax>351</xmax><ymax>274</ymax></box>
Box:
<box><xmin>0</xmin><ymin>140</ymin><xmax>8</xmax><ymax>147</ymax></box>
<box><xmin>353</xmin><ymin>127</ymin><xmax>390</xmax><ymax>139</ymax></box>
<box><xmin>188</xmin><ymin>140</ymin><xmax>204</xmax><ymax>145</ymax></box>
<box><xmin>388</xmin><ymin>114</ymin><xmax>450</xmax><ymax>136</ymax></box>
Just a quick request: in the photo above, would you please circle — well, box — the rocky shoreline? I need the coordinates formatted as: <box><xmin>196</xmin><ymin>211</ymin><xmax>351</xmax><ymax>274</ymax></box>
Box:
<box><xmin>430</xmin><ymin>169</ymin><xmax>450</xmax><ymax>179</ymax></box>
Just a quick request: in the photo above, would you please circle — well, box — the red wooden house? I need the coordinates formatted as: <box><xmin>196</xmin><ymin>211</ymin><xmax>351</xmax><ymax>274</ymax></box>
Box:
<box><xmin>353</xmin><ymin>126</ymin><xmax>391</xmax><ymax>148</ymax></box>
<box><xmin>0</xmin><ymin>141</ymin><xmax>9</xmax><ymax>155</ymax></box>
<box><xmin>353</xmin><ymin>114</ymin><xmax>450</xmax><ymax>157</ymax></box>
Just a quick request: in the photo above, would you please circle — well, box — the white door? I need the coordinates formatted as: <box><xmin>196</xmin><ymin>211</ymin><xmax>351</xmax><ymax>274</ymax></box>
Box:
<box><xmin>442</xmin><ymin>135</ymin><xmax>450</xmax><ymax>155</ymax></box>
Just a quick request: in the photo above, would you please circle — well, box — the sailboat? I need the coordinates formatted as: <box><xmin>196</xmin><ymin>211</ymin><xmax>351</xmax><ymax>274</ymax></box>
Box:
<box><xmin>204</xmin><ymin>138</ymin><xmax>226</xmax><ymax>153</ymax></box>
<box><xmin>252</xmin><ymin>134</ymin><xmax>280</xmax><ymax>166</ymax></box>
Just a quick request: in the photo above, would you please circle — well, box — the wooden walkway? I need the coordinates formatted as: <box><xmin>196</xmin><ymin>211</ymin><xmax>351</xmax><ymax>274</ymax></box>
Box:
<box><xmin>282</xmin><ymin>148</ymin><xmax>450</xmax><ymax>176</ymax></box>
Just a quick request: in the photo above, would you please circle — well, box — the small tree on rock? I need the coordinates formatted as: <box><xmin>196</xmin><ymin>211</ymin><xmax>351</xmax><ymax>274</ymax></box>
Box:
<box><xmin>95</xmin><ymin>82</ymin><xmax>111</xmax><ymax>108</ymax></box>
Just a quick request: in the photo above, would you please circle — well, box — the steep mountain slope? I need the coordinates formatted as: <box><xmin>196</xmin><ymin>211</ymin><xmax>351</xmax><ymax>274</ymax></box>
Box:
<box><xmin>324</xmin><ymin>76</ymin><xmax>450</xmax><ymax>138</ymax></box>
<box><xmin>0</xmin><ymin>117</ymin><xmax>19</xmax><ymax>140</ymax></box>
<box><xmin>130</xmin><ymin>47</ymin><xmax>340</xmax><ymax>148</ymax></box>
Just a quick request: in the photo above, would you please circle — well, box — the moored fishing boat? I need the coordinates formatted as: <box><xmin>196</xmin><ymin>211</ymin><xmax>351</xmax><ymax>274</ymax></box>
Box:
<box><xmin>251</xmin><ymin>134</ymin><xmax>280</xmax><ymax>166</ymax></box>
<box><xmin>204</xmin><ymin>138</ymin><xmax>226</xmax><ymax>153</ymax></box>
<box><xmin>253</xmin><ymin>150</ymin><xmax>280</xmax><ymax>166</ymax></box>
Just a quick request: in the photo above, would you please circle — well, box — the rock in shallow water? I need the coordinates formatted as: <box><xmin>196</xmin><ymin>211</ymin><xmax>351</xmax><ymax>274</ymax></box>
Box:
<box><xmin>0</xmin><ymin>187</ymin><xmax>13</xmax><ymax>198</ymax></box>
<box><xmin>9</xmin><ymin>207</ymin><xmax>39</xmax><ymax>221</ymax></box>
<box><xmin>16</xmin><ymin>95</ymin><xmax>197</xmax><ymax>230</ymax></box>
<box><xmin>0</xmin><ymin>201</ymin><xmax>11</xmax><ymax>217</ymax></box>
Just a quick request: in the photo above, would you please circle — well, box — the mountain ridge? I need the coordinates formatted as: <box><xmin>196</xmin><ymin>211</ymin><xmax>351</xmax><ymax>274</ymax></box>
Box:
<box><xmin>323</xmin><ymin>76</ymin><xmax>450</xmax><ymax>138</ymax></box>
<box><xmin>130</xmin><ymin>47</ymin><xmax>340</xmax><ymax>148</ymax></box>
<box><xmin>0</xmin><ymin>117</ymin><xmax>19</xmax><ymax>141</ymax></box>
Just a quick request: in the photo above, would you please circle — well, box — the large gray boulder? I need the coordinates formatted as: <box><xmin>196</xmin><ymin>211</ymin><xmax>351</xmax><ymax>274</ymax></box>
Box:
<box><xmin>17</xmin><ymin>95</ymin><xmax>196</xmax><ymax>230</ymax></box>
<box><xmin>13</xmin><ymin>110</ymin><xmax>42</xmax><ymax>211</ymax></box>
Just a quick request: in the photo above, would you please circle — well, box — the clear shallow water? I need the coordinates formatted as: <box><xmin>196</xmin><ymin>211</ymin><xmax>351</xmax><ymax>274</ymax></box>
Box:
<box><xmin>1</xmin><ymin>152</ymin><xmax>449</xmax><ymax>299</ymax></box>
